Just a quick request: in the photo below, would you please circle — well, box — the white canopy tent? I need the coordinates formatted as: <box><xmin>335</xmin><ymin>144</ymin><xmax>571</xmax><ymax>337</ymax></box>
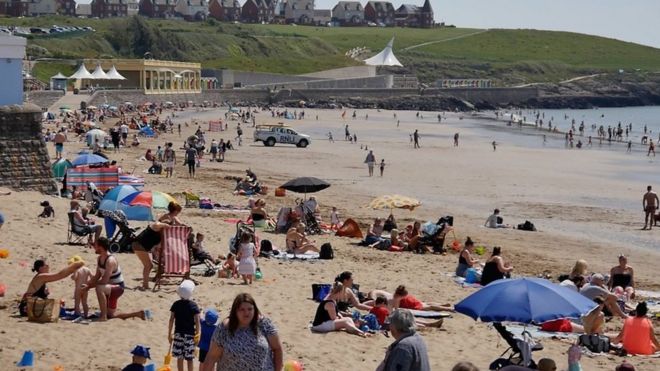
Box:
<box><xmin>90</xmin><ymin>65</ymin><xmax>109</xmax><ymax>79</ymax></box>
<box><xmin>50</xmin><ymin>72</ymin><xmax>67</xmax><ymax>79</ymax></box>
<box><xmin>364</xmin><ymin>37</ymin><xmax>403</xmax><ymax>67</ymax></box>
<box><xmin>105</xmin><ymin>65</ymin><xmax>126</xmax><ymax>80</ymax></box>
<box><xmin>69</xmin><ymin>64</ymin><xmax>94</xmax><ymax>79</ymax></box>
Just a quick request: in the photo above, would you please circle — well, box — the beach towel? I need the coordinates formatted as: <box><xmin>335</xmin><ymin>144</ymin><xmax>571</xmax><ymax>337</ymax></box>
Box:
<box><xmin>274</xmin><ymin>252</ymin><xmax>320</xmax><ymax>260</ymax></box>
<box><xmin>67</xmin><ymin>167</ymin><xmax>119</xmax><ymax>191</ymax></box>
<box><xmin>408</xmin><ymin>309</ymin><xmax>452</xmax><ymax>319</ymax></box>
<box><xmin>506</xmin><ymin>324</ymin><xmax>578</xmax><ymax>340</ymax></box>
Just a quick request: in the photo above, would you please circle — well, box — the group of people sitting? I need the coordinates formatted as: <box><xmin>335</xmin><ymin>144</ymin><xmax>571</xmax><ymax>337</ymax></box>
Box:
<box><xmin>362</xmin><ymin>215</ymin><xmax>453</xmax><ymax>254</ymax></box>
<box><xmin>455</xmin><ymin>238</ymin><xmax>514</xmax><ymax>286</ymax></box>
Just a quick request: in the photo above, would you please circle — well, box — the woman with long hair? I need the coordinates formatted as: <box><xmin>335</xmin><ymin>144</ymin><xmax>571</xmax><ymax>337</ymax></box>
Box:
<box><xmin>201</xmin><ymin>293</ymin><xmax>283</xmax><ymax>371</ymax></box>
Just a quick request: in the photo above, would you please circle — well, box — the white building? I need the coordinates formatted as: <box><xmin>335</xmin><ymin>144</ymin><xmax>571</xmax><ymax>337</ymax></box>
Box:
<box><xmin>0</xmin><ymin>35</ymin><xmax>26</xmax><ymax>106</ymax></box>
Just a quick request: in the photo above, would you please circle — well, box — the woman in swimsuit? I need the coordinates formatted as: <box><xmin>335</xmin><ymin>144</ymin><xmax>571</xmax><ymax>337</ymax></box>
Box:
<box><xmin>455</xmin><ymin>237</ymin><xmax>479</xmax><ymax>277</ymax></box>
<box><xmin>132</xmin><ymin>202</ymin><xmax>184</xmax><ymax>290</ymax></box>
<box><xmin>285</xmin><ymin>223</ymin><xmax>320</xmax><ymax>254</ymax></box>
<box><xmin>250</xmin><ymin>199</ymin><xmax>271</xmax><ymax>228</ymax></box>
<box><xmin>20</xmin><ymin>259</ymin><xmax>84</xmax><ymax>316</ymax></box>
<box><xmin>609</xmin><ymin>254</ymin><xmax>635</xmax><ymax>300</ymax></box>
<box><xmin>392</xmin><ymin>285</ymin><xmax>453</xmax><ymax>312</ymax></box>
<box><xmin>480</xmin><ymin>247</ymin><xmax>513</xmax><ymax>286</ymax></box>
<box><xmin>331</xmin><ymin>271</ymin><xmax>372</xmax><ymax>314</ymax></box>
<box><xmin>311</xmin><ymin>282</ymin><xmax>369</xmax><ymax>337</ymax></box>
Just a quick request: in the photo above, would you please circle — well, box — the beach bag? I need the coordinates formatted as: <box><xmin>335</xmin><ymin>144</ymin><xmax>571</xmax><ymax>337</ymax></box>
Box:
<box><xmin>275</xmin><ymin>187</ymin><xmax>286</xmax><ymax>197</ymax></box>
<box><xmin>27</xmin><ymin>297</ymin><xmax>59</xmax><ymax>323</ymax></box>
<box><xmin>311</xmin><ymin>284</ymin><xmax>331</xmax><ymax>302</ymax></box>
<box><xmin>320</xmin><ymin>243</ymin><xmax>334</xmax><ymax>260</ymax></box>
<box><xmin>517</xmin><ymin>220</ymin><xmax>537</xmax><ymax>231</ymax></box>
<box><xmin>579</xmin><ymin>334</ymin><xmax>610</xmax><ymax>353</ymax></box>
<box><xmin>260</xmin><ymin>239</ymin><xmax>273</xmax><ymax>256</ymax></box>
<box><xmin>465</xmin><ymin>268</ymin><xmax>479</xmax><ymax>284</ymax></box>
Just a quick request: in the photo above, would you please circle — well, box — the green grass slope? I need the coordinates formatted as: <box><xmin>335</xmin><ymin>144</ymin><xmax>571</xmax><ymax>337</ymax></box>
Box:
<box><xmin>4</xmin><ymin>16</ymin><xmax>660</xmax><ymax>85</ymax></box>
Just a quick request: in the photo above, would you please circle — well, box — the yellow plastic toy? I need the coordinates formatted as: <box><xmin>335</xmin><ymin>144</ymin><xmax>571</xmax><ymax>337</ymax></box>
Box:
<box><xmin>54</xmin><ymin>366</ymin><xmax>64</xmax><ymax>371</ymax></box>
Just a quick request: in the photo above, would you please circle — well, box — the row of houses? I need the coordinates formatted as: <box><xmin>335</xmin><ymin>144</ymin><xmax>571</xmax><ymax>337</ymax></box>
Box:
<box><xmin>0</xmin><ymin>0</ymin><xmax>434</xmax><ymax>27</ymax></box>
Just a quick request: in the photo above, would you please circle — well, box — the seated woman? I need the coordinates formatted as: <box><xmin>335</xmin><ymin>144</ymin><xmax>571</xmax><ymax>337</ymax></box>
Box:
<box><xmin>311</xmin><ymin>282</ymin><xmax>369</xmax><ymax>337</ymax></box>
<box><xmin>285</xmin><ymin>223</ymin><xmax>320</xmax><ymax>254</ymax></box>
<box><xmin>333</xmin><ymin>271</ymin><xmax>373</xmax><ymax>313</ymax></box>
<box><xmin>613</xmin><ymin>302</ymin><xmax>660</xmax><ymax>355</ymax></box>
<box><xmin>131</xmin><ymin>134</ymin><xmax>140</xmax><ymax>147</ymax></box>
<box><xmin>480</xmin><ymin>247</ymin><xmax>513</xmax><ymax>286</ymax></box>
<box><xmin>363</xmin><ymin>218</ymin><xmax>384</xmax><ymax>245</ymax></box>
<box><xmin>250</xmin><ymin>199</ymin><xmax>272</xmax><ymax>228</ymax></box>
<box><xmin>392</xmin><ymin>285</ymin><xmax>453</xmax><ymax>312</ymax></box>
<box><xmin>402</xmin><ymin>221</ymin><xmax>421</xmax><ymax>251</ymax></box>
<box><xmin>383</xmin><ymin>213</ymin><xmax>397</xmax><ymax>232</ymax></box>
<box><xmin>70</xmin><ymin>200</ymin><xmax>102</xmax><ymax>246</ymax></box>
<box><xmin>455</xmin><ymin>237</ymin><xmax>479</xmax><ymax>277</ymax></box>
<box><xmin>19</xmin><ymin>259</ymin><xmax>84</xmax><ymax>316</ymax></box>
<box><xmin>388</xmin><ymin>229</ymin><xmax>406</xmax><ymax>252</ymax></box>
<box><xmin>609</xmin><ymin>255</ymin><xmax>635</xmax><ymax>300</ymax></box>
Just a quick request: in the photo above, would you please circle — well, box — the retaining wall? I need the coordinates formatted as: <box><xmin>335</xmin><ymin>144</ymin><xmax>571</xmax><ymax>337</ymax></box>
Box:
<box><xmin>24</xmin><ymin>90</ymin><xmax>65</xmax><ymax>111</ymax></box>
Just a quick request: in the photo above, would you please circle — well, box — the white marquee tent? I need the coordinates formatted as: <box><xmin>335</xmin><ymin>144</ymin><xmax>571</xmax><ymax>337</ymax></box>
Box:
<box><xmin>364</xmin><ymin>37</ymin><xmax>403</xmax><ymax>67</ymax></box>
<box><xmin>105</xmin><ymin>65</ymin><xmax>126</xmax><ymax>80</ymax></box>
<box><xmin>69</xmin><ymin>64</ymin><xmax>94</xmax><ymax>79</ymax></box>
<box><xmin>90</xmin><ymin>65</ymin><xmax>109</xmax><ymax>79</ymax></box>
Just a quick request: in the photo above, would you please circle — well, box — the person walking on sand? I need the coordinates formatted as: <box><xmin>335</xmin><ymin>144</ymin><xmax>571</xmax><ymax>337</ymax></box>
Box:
<box><xmin>413</xmin><ymin>130</ymin><xmax>420</xmax><ymax>149</ymax></box>
<box><xmin>328</xmin><ymin>132</ymin><xmax>334</xmax><ymax>143</ymax></box>
<box><xmin>643</xmin><ymin>185</ymin><xmax>659</xmax><ymax>230</ymax></box>
<box><xmin>345</xmin><ymin>124</ymin><xmax>350</xmax><ymax>141</ymax></box>
<box><xmin>492</xmin><ymin>141</ymin><xmax>497</xmax><ymax>151</ymax></box>
<box><xmin>365</xmin><ymin>150</ymin><xmax>376</xmax><ymax>177</ymax></box>
<box><xmin>454</xmin><ymin>133</ymin><xmax>459</xmax><ymax>147</ymax></box>
<box><xmin>379</xmin><ymin>159</ymin><xmax>386</xmax><ymax>177</ymax></box>
<box><xmin>648</xmin><ymin>140</ymin><xmax>655</xmax><ymax>157</ymax></box>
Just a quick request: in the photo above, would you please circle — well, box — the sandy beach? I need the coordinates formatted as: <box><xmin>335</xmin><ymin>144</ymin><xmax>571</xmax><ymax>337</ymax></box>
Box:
<box><xmin>1</xmin><ymin>106</ymin><xmax>660</xmax><ymax>370</ymax></box>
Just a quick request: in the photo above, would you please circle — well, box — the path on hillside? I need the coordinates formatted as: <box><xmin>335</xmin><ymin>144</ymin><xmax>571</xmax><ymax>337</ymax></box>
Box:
<box><xmin>401</xmin><ymin>30</ymin><xmax>488</xmax><ymax>51</ymax></box>
<box><xmin>514</xmin><ymin>73</ymin><xmax>605</xmax><ymax>88</ymax></box>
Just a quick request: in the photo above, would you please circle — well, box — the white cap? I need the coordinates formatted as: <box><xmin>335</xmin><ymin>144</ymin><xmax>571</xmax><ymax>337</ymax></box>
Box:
<box><xmin>176</xmin><ymin>280</ymin><xmax>195</xmax><ymax>300</ymax></box>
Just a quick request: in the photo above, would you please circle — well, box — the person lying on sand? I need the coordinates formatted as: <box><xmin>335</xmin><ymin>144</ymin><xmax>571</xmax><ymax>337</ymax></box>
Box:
<box><xmin>392</xmin><ymin>285</ymin><xmax>454</xmax><ymax>313</ymax></box>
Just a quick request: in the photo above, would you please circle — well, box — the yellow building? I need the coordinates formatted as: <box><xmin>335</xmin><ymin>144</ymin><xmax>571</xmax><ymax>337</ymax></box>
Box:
<box><xmin>82</xmin><ymin>59</ymin><xmax>202</xmax><ymax>95</ymax></box>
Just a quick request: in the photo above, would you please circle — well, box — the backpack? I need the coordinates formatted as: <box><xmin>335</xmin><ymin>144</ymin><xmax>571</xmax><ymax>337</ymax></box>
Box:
<box><xmin>517</xmin><ymin>220</ymin><xmax>536</xmax><ymax>231</ymax></box>
<box><xmin>579</xmin><ymin>334</ymin><xmax>611</xmax><ymax>353</ymax></box>
<box><xmin>319</xmin><ymin>243</ymin><xmax>334</xmax><ymax>259</ymax></box>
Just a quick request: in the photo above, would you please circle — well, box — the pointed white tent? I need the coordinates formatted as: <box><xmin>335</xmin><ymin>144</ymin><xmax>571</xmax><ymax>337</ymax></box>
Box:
<box><xmin>50</xmin><ymin>72</ymin><xmax>67</xmax><ymax>79</ymax></box>
<box><xmin>364</xmin><ymin>37</ymin><xmax>403</xmax><ymax>67</ymax></box>
<box><xmin>90</xmin><ymin>65</ymin><xmax>109</xmax><ymax>79</ymax></box>
<box><xmin>69</xmin><ymin>64</ymin><xmax>94</xmax><ymax>79</ymax></box>
<box><xmin>105</xmin><ymin>65</ymin><xmax>126</xmax><ymax>80</ymax></box>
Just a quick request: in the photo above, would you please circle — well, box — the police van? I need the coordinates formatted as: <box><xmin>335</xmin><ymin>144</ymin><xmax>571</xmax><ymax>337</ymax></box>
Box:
<box><xmin>253</xmin><ymin>123</ymin><xmax>311</xmax><ymax>148</ymax></box>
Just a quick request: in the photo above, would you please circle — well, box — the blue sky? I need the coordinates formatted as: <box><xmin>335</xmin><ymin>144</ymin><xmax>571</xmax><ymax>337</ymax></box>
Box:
<box><xmin>315</xmin><ymin>0</ymin><xmax>660</xmax><ymax>48</ymax></box>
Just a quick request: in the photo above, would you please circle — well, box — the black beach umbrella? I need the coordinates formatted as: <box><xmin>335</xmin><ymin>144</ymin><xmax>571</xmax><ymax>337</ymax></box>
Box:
<box><xmin>280</xmin><ymin>177</ymin><xmax>330</xmax><ymax>196</ymax></box>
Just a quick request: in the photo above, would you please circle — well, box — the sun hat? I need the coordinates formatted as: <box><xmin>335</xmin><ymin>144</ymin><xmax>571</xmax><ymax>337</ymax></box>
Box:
<box><xmin>67</xmin><ymin>255</ymin><xmax>85</xmax><ymax>265</ymax></box>
<box><xmin>176</xmin><ymin>280</ymin><xmax>195</xmax><ymax>300</ymax></box>
<box><xmin>130</xmin><ymin>345</ymin><xmax>151</xmax><ymax>359</ymax></box>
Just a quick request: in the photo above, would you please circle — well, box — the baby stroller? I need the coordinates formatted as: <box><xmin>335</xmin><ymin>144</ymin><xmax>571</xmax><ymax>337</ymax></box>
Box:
<box><xmin>296</xmin><ymin>200</ymin><xmax>322</xmax><ymax>235</ymax></box>
<box><xmin>489</xmin><ymin>322</ymin><xmax>543</xmax><ymax>370</ymax></box>
<box><xmin>100</xmin><ymin>210</ymin><xmax>140</xmax><ymax>253</ymax></box>
<box><xmin>416</xmin><ymin>216</ymin><xmax>453</xmax><ymax>253</ymax></box>
<box><xmin>229</xmin><ymin>221</ymin><xmax>256</xmax><ymax>254</ymax></box>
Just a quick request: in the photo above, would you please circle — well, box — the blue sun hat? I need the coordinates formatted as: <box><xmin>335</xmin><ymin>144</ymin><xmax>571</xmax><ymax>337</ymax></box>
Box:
<box><xmin>130</xmin><ymin>345</ymin><xmax>151</xmax><ymax>359</ymax></box>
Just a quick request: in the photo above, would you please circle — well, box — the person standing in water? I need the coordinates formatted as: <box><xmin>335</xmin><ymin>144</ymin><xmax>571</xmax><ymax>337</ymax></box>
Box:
<box><xmin>643</xmin><ymin>185</ymin><xmax>659</xmax><ymax>230</ymax></box>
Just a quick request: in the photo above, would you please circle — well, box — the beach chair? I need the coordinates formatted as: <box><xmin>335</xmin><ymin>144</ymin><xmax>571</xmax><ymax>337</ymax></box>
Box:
<box><xmin>489</xmin><ymin>323</ymin><xmax>543</xmax><ymax>370</ymax></box>
<box><xmin>183</xmin><ymin>191</ymin><xmax>201</xmax><ymax>208</ymax></box>
<box><xmin>153</xmin><ymin>226</ymin><xmax>192</xmax><ymax>291</ymax></box>
<box><xmin>67</xmin><ymin>212</ymin><xmax>93</xmax><ymax>245</ymax></box>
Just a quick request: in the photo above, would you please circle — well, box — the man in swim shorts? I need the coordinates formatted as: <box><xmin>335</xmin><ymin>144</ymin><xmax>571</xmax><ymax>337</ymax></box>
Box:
<box><xmin>642</xmin><ymin>185</ymin><xmax>659</xmax><ymax>230</ymax></box>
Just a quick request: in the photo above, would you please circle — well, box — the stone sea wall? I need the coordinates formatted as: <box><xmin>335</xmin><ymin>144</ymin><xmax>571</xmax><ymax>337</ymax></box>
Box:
<box><xmin>0</xmin><ymin>104</ymin><xmax>58</xmax><ymax>193</ymax></box>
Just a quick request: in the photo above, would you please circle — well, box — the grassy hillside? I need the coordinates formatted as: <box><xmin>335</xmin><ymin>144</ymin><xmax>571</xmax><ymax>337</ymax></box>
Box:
<box><xmin>4</xmin><ymin>16</ymin><xmax>660</xmax><ymax>85</ymax></box>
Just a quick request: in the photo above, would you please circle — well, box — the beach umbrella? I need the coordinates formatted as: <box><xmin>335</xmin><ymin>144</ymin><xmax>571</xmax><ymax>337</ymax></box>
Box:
<box><xmin>85</xmin><ymin>128</ymin><xmax>106</xmax><ymax>147</ymax></box>
<box><xmin>51</xmin><ymin>159</ymin><xmax>72</xmax><ymax>179</ymax></box>
<box><xmin>280</xmin><ymin>177</ymin><xmax>330</xmax><ymax>195</ymax></box>
<box><xmin>71</xmin><ymin>153</ymin><xmax>108</xmax><ymax>167</ymax></box>
<box><xmin>368</xmin><ymin>194</ymin><xmax>421</xmax><ymax>211</ymax></box>
<box><xmin>121</xmin><ymin>191</ymin><xmax>177</xmax><ymax>209</ymax></box>
<box><xmin>99</xmin><ymin>185</ymin><xmax>153</xmax><ymax>221</ymax></box>
<box><xmin>455</xmin><ymin>277</ymin><xmax>597</xmax><ymax>324</ymax></box>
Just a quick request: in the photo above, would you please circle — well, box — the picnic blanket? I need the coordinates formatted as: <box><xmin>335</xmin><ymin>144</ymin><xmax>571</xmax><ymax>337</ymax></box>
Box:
<box><xmin>409</xmin><ymin>309</ymin><xmax>452</xmax><ymax>319</ymax></box>
<box><xmin>67</xmin><ymin>167</ymin><xmax>119</xmax><ymax>191</ymax></box>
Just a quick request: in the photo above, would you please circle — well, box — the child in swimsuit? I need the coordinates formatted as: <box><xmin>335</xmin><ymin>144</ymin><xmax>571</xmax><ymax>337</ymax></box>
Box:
<box><xmin>218</xmin><ymin>253</ymin><xmax>238</xmax><ymax>278</ymax></box>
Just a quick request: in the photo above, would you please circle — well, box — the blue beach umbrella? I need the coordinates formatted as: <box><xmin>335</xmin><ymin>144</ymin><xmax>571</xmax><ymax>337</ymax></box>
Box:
<box><xmin>455</xmin><ymin>277</ymin><xmax>597</xmax><ymax>324</ymax></box>
<box><xmin>71</xmin><ymin>153</ymin><xmax>108</xmax><ymax>167</ymax></box>
<box><xmin>99</xmin><ymin>185</ymin><xmax>153</xmax><ymax>222</ymax></box>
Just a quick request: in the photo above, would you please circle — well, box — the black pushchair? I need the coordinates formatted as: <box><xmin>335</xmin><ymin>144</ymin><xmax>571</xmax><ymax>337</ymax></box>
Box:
<box><xmin>489</xmin><ymin>323</ymin><xmax>543</xmax><ymax>370</ymax></box>
<box><xmin>296</xmin><ymin>201</ymin><xmax>322</xmax><ymax>235</ymax></box>
<box><xmin>229</xmin><ymin>221</ymin><xmax>256</xmax><ymax>254</ymax></box>
<box><xmin>100</xmin><ymin>210</ymin><xmax>140</xmax><ymax>253</ymax></box>
<box><xmin>416</xmin><ymin>216</ymin><xmax>453</xmax><ymax>253</ymax></box>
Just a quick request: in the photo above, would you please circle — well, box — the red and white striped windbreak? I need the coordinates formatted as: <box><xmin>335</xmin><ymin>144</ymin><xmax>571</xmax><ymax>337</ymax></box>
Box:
<box><xmin>161</xmin><ymin>226</ymin><xmax>192</xmax><ymax>274</ymax></box>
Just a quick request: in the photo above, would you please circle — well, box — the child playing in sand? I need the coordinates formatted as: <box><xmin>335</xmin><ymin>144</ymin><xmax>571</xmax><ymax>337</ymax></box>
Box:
<box><xmin>122</xmin><ymin>345</ymin><xmax>151</xmax><ymax>371</ymax></box>
<box><xmin>369</xmin><ymin>296</ymin><xmax>390</xmax><ymax>327</ymax></box>
<box><xmin>38</xmin><ymin>201</ymin><xmax>55</xmax><ymax>218</ymax></box>
<box><xmin>218</xmin><ymin>253</ymin><xmax>239</xmax><ymax>278</ymax></box>
<box><xmin>69</xmin><ymin>256</ymin><xmax>92</xmax><ymax>318</ymax></box>
<box><xmin>198</xmin><ymin>308</ymin><xmax>219</xmax><ymax>368</ymax></box>
<box><xmin>192</xmin><ymin>233</ymin><xmax>218</xmax><ymax>265</ymax></box>
<box><xmin>330</xmin><ymin>207</ymin><xmax>341</xmax><ymax>230</ymax></box>
<box><xmin>168</xmin><ymin>280</ymin><xmax>201</xmax><ymax>371</ymax></box>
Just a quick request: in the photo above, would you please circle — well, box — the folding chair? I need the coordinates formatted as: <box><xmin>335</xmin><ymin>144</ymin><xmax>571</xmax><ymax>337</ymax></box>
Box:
<box><xmin>183</xmin><ymin>191</ymin><xmax>201</xmax><ymax>208</ymax></box>
<box><xmin>153</xmin><ymin>225</ymin><xmax>192</xmax><ymax>291</ymax></box>
<box><xmin>67</xmin><ymin>212</ymin><xmax>92</xmax><ymax>245</ymax></box>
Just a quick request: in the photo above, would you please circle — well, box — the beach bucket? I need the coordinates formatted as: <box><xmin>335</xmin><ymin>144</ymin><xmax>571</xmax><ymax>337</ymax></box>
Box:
<box><xmin>465</xmin><ymin>268</ymin><xmax>479</xmax><ymax>284</ymax></box>
<box><xmin>16</xmin><ymin>350</ymin><xmax>34</xmax><ymax>368</ymax></box>
<box><xmin>0</xmin><ymin>283</ymin><xmax>5</xmax><ymax>297</ymax></box>
<box><xmin>275</xmin><ymin>188</ymin><xmax>286</xmax><ymax>197</ymax></box>
<box><xmin>53</xmin><ymin>366</ymin><xmax>64</xmax><ymax>371</ymax></box>
<box><xmin>451</xmin><ymin>240</ymin><xmax>461</xmax><ymax>252</ymax></box>
<box><xmin>0</xmin><ymin>248</ymin><xmax>9</xmax><ymax>258</ymax></box>
<box><xmin>144</xmin><ymin>364</ymin><xmax>155</xmax><ymax>371</ymax></box>
<box><xmin>163</xmin><ymin>351</ymin><xmax>172</xmax><ymax>366</ymax></box>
